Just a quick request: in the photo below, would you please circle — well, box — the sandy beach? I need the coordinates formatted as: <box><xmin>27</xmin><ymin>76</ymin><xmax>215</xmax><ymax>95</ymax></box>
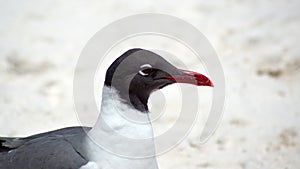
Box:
<box><xmin>0</xmin><ymin>0</ymin><xmax>299</xmax><ymax>168</ymax></box>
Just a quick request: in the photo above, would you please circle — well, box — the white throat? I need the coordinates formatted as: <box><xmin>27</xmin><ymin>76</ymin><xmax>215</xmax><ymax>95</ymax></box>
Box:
<box><xmin>82</xmin><ymin>86</ymin><xmax>159</xmax><ymax>169</ymax></box>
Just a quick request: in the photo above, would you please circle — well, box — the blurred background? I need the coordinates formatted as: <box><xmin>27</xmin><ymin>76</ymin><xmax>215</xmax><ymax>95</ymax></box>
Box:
<box><xmin>0</xmin><ymin>0</ymin><xmax>299</xmax><ymax>168</ymax></box>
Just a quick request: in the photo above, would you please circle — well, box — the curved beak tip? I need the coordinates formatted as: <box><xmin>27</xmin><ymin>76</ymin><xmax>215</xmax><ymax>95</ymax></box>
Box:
<box><xmin>202</xmin><ymin>78</ymin><xmax>214</xmax><ymax>87</ymax></box>
<box><xmin>196</xmin><ymin>75</ymin><xmax>214</xmax><ymax>87</ymax></box>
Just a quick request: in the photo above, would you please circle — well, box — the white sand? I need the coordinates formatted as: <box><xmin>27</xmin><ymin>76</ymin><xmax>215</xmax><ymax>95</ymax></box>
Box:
<box><xmin>0</xmin><ymin>0</ymin><xmax>299</xmax><ymax>168</ymax></box>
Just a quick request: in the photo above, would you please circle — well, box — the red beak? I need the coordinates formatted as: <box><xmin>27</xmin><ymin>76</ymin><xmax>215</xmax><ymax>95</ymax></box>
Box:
<box><xmin>165</xmin><ymin>69</ymin><xmax>214</xmax><ymax>87</ymax></box>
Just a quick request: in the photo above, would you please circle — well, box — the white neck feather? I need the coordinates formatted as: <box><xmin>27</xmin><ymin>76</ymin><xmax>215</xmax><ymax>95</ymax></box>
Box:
<box><xmin>82</xmin><ymin>86</ymin><xmax>159</xmax><ymax>169</ymax></box>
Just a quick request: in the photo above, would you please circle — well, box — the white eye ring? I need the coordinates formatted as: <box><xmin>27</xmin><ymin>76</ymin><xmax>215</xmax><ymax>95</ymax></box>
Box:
<box><xmin>139</xmin><ymin>64</ymin><xmax>152</xmax><ymax>76</ymax></box>
<box><xmin>140</xmin><ymin>64</ymin><xmax>152</xmax><ymax>69</ymax></box>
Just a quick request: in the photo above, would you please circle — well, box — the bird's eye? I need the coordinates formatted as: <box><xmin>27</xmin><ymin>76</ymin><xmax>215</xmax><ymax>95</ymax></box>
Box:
<box><xmin>139</xmin><ymin>64</ymin><xmax>153</xmax><ymax>76</ymax></box>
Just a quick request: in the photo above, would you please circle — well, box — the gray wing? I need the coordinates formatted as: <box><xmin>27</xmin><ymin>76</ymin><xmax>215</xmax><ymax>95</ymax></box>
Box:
<box><xmin>1</xmin><ymin>126</ymin><xmax>91</xmax><ymax>151</ymax></box>
<box><xmin>0</xmin><ymin>127</ymin><xmax>91</xmax><ymax>169</ymax></box>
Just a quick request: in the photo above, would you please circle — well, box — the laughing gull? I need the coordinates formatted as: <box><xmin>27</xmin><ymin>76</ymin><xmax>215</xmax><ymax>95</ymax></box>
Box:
<box><xmin>0</xmin><ymin>49</ymin><xmax>213</xmax><ymax>169</ymax></box>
